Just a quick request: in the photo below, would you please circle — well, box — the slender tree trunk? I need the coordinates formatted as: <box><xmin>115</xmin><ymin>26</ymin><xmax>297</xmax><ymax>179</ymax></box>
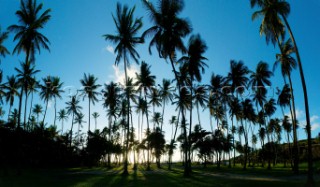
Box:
<box><xmin>145</xmin><ymin>93</ymin><xmax>151</xmax><ymax>170</ymax></box>
<box><xmin>282</xmin><ymin>16</ymin><xmax>313</xmax><ymax>184</ymax></box>
<box><xmin>42</xmin><ymin>100</ymin><xmax>49</xmax><ymax>126</ymax></box>
<box><xmin>23</xmin><ymin>88</ymin><xmax>28</xmax><ymax>129</ymax></box>
<box><xmin>168</xmin><ymin>109</ymin><xmax>180</xmax><ymax>170</ymax></box>
<box><xmin>196</xmin><ymin>103</ymin><xmax>201</xmax><ymax>128</ymax></box>
<box><xmin>88</xmin><ymin>97</ymin><xmax>91</xmax><ymax>132</ymax></box>
<box><xmin>160</xmin><ymin>101</ymin><xmax>166</xmax><ymax>132</ymax></box>
<box><xmin>7</xmin><ymin>104</ymin><xmax>12</xmax><ymax>122</ymax></box>
<box><xmin>54</xmin><ymin>97</ymin><xmax>57</xmax><ymax>127</ymax></box>
<box><xmin>231</xmin><ymin>116</ymin><xmax>236</xmax><ymax>167</ymax></box>
<box><xmin>188</xmin><ymin>79</ymin><xmax>193</xmax><ymax>174</ymax></box>
<box><xmin>28</xmin><ymin>92</ymin><xmax>34</xmax><ymax>128</ymax></box>
<box><xmin>123</xmin><ymin>56</ymin><xmax>130</xmax><ymax>175</ymax></box>
<box><xmin>70</xmin><ymin>112</ymin><xmax>75</xmax><ymax>147</ymax></box>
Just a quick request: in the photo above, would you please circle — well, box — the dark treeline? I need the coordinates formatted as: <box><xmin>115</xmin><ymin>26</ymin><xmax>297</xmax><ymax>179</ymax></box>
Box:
<box><xmin>0</xmin><ymin>0</ymin><xmax>317</xmax><ymax>186</ymax></box>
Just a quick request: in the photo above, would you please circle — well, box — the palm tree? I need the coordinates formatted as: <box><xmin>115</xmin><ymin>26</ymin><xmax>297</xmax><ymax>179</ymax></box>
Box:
<box><xmin>39</xmin><ymin>76</ymin><xmax>54</xmax><ymax>124</ymax></box>
<box><xmin>226</xmin><ymin>60</ymin><xmax>249</xmax><ymax>97</ymax></box>
<box><xmin>142</xmin><ymin>0</ymin><xmax>192</xmax><ymax>175</ymax></box>
<box><xmin>74</xmin><ymin>112</ymin><xmax>86</xmax><ymax>142</ymax></box>
<box><xmin>92</xmin><ymin>112</ymin><xmax>100</xmax><ymax>131</ymax></box>
<box><xmin>135</xmin><ymin>61</ymin><xmax>156</xmax><ymax>170</ymax></box>
<box><xmin>159</xmin><ymin>79</ymin><xmax>174</xmax><ymax>131</ymax></box>
<box><xmin>51</xmin><ymin>77</ymin><xmax>64</xmax><ymax>127</ymax></box>
<box><xmin>274</xmin><ymin>38</ymin><xmax>299</xmax><ymax>173</ymax></box>
<box><xmin>32</xmin><ymin>104</ymin><xmax>43</xmax><ymax>124</ymax></box>
<box><xmin>251</xmin><ymin>1</ymin><xmax>313</xmax><ymax>182</ymax></box>
<box><xmin>4</xmin><ymin>75</ymin><xmax>20</xmax><ymax>121</ymax></box>
<box><xmin>194</xmin><ymin>85</ymin><xmax>208</xmax><ymax>128</ymax></box>
<box><xmin>65</xmin><ymin>94</ymin><xmax>82</xmax><ymax>147</ymax></box>
<box><xmin>178</xmin><ymin>34</ymin><xmax>208</xmax><ymax>172</ymax></box>
<box><xmin>104</xmin><ymin>2</ymin><xmax>142</xmax><ymax>175</ymax></box>
<box><xmin>282</xmin><ymin>115</ymin><xmax>292</xmax><ymax>167</ymax></box>
<box><xmin>149</xmin><ymin>88</ymin><xmax>161</xmax><ymax>130</ymax></box>
<box><xmin>26</xmin><ymin>78</ymin><xmax>38</xmax><ymax>126</ymax></box>
<box><xmin>228</xmin><ymin>97</ymin><xmax>241</xmax><ymax>166</ymax></box>
<box><xmin>80</xmin><ymin>73</ymin><xmax>101</xmax><ymax>132</ymax></box>
<box><xmin>0</xmin><ymin>26</ymin><xmax>10</xmax><ymax>63</ymax></box>
<box><xmin>8</xmin><ymin>0</ymin><xmax>51</xmax><ymax>64</ymax></box>
<box><xmin>15</xmin><ymin>62</ymin><xmax>40</xmax><ymax>128</ymax></box>
<box><xmin>102</xmin><ymin>81</ymin><xmax>121</xmax><ymax>167</ymax></box>
<box><xmin>57</xmin><ymin>109</ymin><xmax>68</xmax><ymax>134</ymax></box>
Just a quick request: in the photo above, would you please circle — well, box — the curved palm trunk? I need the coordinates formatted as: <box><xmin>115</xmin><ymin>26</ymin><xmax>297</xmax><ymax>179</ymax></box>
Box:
<box><xmin>160</xmin><ymin>101</ymin><xmax>166</xmax><ymax>132</ymax></box>
<box><xmin>281</xmin><ymin>16</ymin><xmax>313</xmax><ymax>184</ymax></box>
<box><xmin>196</xmin><ymin>103</ymin><xmax>201</xmax><ymax>128</ymax></box>
<box><xmin>231</xmin><ymin>116</ymin><xmax>236</xmax><ymax>167</ymax></box>
<box><xmin>7</xmin><ymin>104</ymin><xmax>12</xmax><ymax>122</ymax></box>
<box><xmin>168</xmin><ymin>109</ymin><xmax>181</xmax><ymax>170</ymax></box>
<box><xmin>288</xmin><ymin>75</ymin><xmax>299</xmax><ymax>173</ymax></box>
<box><xmin>188</xmin><ymin>80</ymin><xmax>194</xmax><ymax>174</ymax></box>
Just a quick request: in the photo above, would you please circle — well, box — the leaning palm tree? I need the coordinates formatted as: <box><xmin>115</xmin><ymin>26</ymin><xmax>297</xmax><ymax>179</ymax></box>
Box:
<box><xmin>142</xmin><ymin>0</ymin><xmax>192</xmax><ymax>175</ymax></box>
<box><xmin>80</xmin><ymin>73</ymin><xmax>101</xmax><ymax>132</ymax></box>
<box><xmin>65</xmin><ymin>94</ymin><xmax>82</xmax><ymax>147</ymax></box>
<box><xmin>193</xmin><ymin>85</ymin><xmax>208</xmax><ymax>128</ymax></box>
<box><xmin>104</xmin><ymin>2</ymin><xmax>142</xmax><ymax>175</ymax></box>
<box><xmin>4</xmin><ymin>75</ymin><xmax>20</xmax><ymax>121</ymax></box>
<box><xmin>251</xmin><ymin>1</ymin><xmax>313</xmax><ymax>182</ymax></box>
<box><xmin>57</xmin><ymin>109</ymin><xmax>68</xmax><ymax>134</ymax></box>
<box><xmin>15</xmin><ymin>62</ymin><xmax>40</xmax><ymax>128</ymax></box>
<box><xmin>0</xmin><ymin>26</ymin><xmax>10</xmax><ymax>63</ymax></box>
<box><xmin>92</xmin><ymin>112</ymin><xmax>100</xmax><ymax>131</ymax></box>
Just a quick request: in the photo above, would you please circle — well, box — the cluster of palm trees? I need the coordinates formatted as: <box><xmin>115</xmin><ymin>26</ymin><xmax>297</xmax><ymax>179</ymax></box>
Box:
<box><xmin>0</xmin><ymin>0</ymin><xmax>315</xmax><ymax>185</ymax></box>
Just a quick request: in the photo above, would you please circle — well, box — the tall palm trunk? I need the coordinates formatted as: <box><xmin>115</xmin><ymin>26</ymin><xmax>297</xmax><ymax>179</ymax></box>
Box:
<box><xmin>7</xmin><ymin>104</ymin><xmax>12</xmax><ymax>122</ymax></box>
<box><xmin>108</xmin><ymin>114</ymin><xmax>112</xmax><ymax>167</ymax></box>
<box><xmin>160</xmin><ymin>100</ymin><xmax>166</xmax><ymax>132</ymax></box>
<box><xmin>280</xmin><ymin>18</ymin><xmax>313</xmax><ymax>184</ymax></box>
<box><xmin>70</xmin><ymin>112</ymin><xmax>75</xmax><ymax>147</ymax></box>
<box><xmin>88</xmin><ymin>97</ymin><xmax>91</xmax><ymax>132</ymax></box>
<box><xmin>168</xmin><ymin>110</ymin><xmax>180</xmax><ymax>170</ymax></box>
<box><xmin>196</xmin><ymin>103</ymin><xmax>201</xmax><ymax>128</ymax></box>
<box><xmin>231</xmin><ymin>116</ymin><xmax>236</xmax><ymax>167</ymax></box>
<box><xmin>54</xmin><ymin>97</ymin><xmax>57</xmax><ymax>127</ymax></box>
<box><xmin>123</xmin><ymin>56</ymin><xmax>130</xmax><ymax>175</ymax></box>
<box><xmin>28</xmin><ymin>92</ymin><xmax>34</xmax><ymax>127</ymax></box>
<box><xmin>144</xmin><ymin>93</ymin><xmax>151</xmax><ymax>170</ymax></box>
<box><xmin>188</xmin><ymin>79</ymin><xmax>194</xmax><ymax>173</ymax></box>
<box><xmin>17</xmin><ymin>86</ymin><xmax>23</xmax><ymax>128</ymax></box>
<box><xmin>42</xmin><ymin>100</ymin><xmax>49</xmax><ymax>126</ymax></box>
<box><xmin>23</xmin><ymin>87</ymin><xmax>28</xmax><ymax>129</ymax></box>
<box><xmin>169</xmin><ymin>56</ymin><xmax>189</xmax><ymax>176</ymax></box>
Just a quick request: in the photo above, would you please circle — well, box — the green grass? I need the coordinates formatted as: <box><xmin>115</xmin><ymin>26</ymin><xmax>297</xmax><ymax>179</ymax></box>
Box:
<box><xmin>0</xmin><ymin>164</ymin><xmax>319</xmax><ymax>187</ymax></box>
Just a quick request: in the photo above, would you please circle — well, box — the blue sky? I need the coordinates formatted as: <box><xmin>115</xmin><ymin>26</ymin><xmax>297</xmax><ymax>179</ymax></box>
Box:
<box><xmin>1</xmin><ymin>0</ymin><xmax>320</xmax><ymax>151</ymax></box>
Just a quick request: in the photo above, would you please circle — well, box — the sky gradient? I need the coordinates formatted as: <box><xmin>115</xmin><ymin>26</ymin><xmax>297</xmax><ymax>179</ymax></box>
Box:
<box><xmin>1</xmin><ymin>0</ymin><xmax>320</xmax><ymax>156</ymax></box>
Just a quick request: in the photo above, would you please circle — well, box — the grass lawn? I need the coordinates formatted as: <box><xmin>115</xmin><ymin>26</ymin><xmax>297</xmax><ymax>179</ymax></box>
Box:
<box><xmin>0</xmin><ymin>164</ymin><xmax>319</xmax><ymax>187</ymax></box>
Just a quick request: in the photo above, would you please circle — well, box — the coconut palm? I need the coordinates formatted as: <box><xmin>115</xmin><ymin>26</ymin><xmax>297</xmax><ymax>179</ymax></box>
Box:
<box><xmin>15</xmin><ymin>62</ymin><xmax>40</xmax><ymax>128</ymax></box>
<box><xmin>251</xmin><ymin>1</ymin><xmax>313</xmax><ymax>181</ymax></box>
<box><xmin>178</xmin><ymin>34</ymin><xmax>208</xmax><ymax>171</ymax></box>
<box><xmin>0</xmin><ymin>26</ymin><xmax>10</xmax><ymax>62</ymax></box>
<box><xmin>8</xmin><ymin>0</ymin><xmax>51</xmax><ymax>63</ymax></box>
<box><xmin>92</xmin><ymin>112</ymin><xmax>100</xmax><ymax>131</ymax></box>
<box><xmin>159</xmin><ymin>79</ymin><xmax>173</xmax><ymax>131</ymax></box>
<box><xmin>51</xmin><ymin>77</ymin><xmax>64</xmax><ymax>127</ymax></box>
<box><xmin>228</xmin><ymin>97</ymin><xmax>241</xmax><ymax>166</ymax></box>
<box><xmin>4</xmin><ymin>75</ymin><xmax>20</xmax><ymax>121</ymax></box>
<box><xmin>104</xmin><ymin>2</ymin><xmax>142</xmax><ymax>175</ymax></box>
<box><xmin>194</xmin><ymin>85</ymin><xmax>208</xmax><ymax>128</ymax></box>
<box><xmin>57</xmin><ymin>109</ymin><xmax>68</xmax><ymax>134</ymax></box>
<box><xmin>274</xmin><ymin>38</ymin><xmax>299</xmax><ymax>173</ymax></box>
<box><xmin>39</xmin><ymin>76</ymin><xmax>54</xmax><ymax>124</ymax></box>
<box><xmin>142</xmin><ymin>0</ymin><xmax>192</xmax><ymax>175</ymax></box>
<box><xmin>135</xmin><ymin>61</ymin><xmax>156</xmax><ymax>170</ymax></box>
<box><xmin>65</xmin><ymin>94</ymin><xmax>82</xmax><ymax>147</ymax></box>
<box><xmin>102</xmin><ymin>81</ymin><xmax>121</xmax><ymax>167</ymax></box>
<box><xmin>26</xmin><ymin>78</ymin><xmax>38</xmax><ymax>126</ymax></box>
<box><xmin>32</xmin><ymin>104</ymin><xmax>42</xmax><ymax>124</ymax></box>
<box><xmin>149</xmin><ymin>88</ymin><xmax>161</xmax><ymax>130</ymax></box>
<box><xmin>74</xmin><ymin>112</ymin><xmax>86</xmax><ymax>142</ymax></box>
<box><xmin>80</xmin><ymin>73</ymin><xmax>101</xmax><ymax>132</ymax></box>
<box><xmin>226</xmin><ymin>60</ymin><xmax>249</xmax><ymax>97</ymax></box>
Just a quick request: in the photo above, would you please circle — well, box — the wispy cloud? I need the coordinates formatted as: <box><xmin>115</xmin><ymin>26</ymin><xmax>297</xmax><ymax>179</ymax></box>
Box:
<box><xmin>112</xmin><ymin>64</ymin><xmax>139</xmax><ymax>85</ymax></box>
<box><xmin>311</xmin><ymin>123</ymin><xmax>320</xmax><ymax>131</ymax></box>
<box><xmin>310</xmin><ymin>115</ymin><xmax>319</xmax><ymax>123</ymax></box>
<box><xmin>104</xmin><ymin>45</ymin><xmax>114</xmax><ymax>55</ymax></box>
